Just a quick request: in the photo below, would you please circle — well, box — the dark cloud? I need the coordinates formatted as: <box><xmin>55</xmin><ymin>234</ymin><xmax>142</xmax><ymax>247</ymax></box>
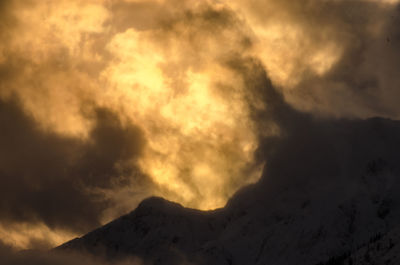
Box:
<box><xmin>276</xmin><ymin>1</ymin><xmax>400</xmax><ymax>118</ymax></box>
<box><xmin>0</xmin><ymin>98</ymin><xmax>148</xmax><ymax>234</ymax></box>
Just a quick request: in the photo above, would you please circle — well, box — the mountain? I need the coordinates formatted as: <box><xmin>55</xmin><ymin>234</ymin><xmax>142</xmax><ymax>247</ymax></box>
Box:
<box><xmin>57</xmin><ymin>115</ymin><xmax>400</xmax><ymax>265</ymax></box>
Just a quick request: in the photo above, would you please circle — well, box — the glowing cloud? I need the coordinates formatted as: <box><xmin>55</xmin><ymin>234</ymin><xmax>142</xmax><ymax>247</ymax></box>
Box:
<box><xmin>100</xmin><ymin>17</ymin><xmax>262</xmax><ymax>209</ymax></box>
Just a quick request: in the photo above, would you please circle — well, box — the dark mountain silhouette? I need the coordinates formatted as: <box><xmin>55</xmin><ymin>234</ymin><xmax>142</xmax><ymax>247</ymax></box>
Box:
<box><xmin>57</xmin><ymin>112</ymin><xmax>400</xmax><ymax>265</ymax></box>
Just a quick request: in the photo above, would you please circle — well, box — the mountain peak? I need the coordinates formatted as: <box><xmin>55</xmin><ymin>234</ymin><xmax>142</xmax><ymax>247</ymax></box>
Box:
<box><xmin>134</xmin><ymin>196</ymin><xmax>184</xmax><ymax>214</ymax></box>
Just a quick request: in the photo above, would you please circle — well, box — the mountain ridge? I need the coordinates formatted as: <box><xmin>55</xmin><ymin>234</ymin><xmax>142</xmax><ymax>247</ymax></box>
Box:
<box><xmin>57</xmin><ymin>115</ymin><xmax>400</xmax><ymax>265</ymax></box>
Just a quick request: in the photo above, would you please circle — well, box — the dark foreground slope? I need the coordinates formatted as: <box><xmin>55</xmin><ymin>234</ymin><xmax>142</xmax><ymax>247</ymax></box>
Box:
<box><xmin>57</xmin><ymin>114</ymin><xmax>400</xmax><ymax>265</ymax></box>
<box><xmin>58</xmin><ymin>197</ymin><xmax>226</xmax><ymax>265</ymax></box>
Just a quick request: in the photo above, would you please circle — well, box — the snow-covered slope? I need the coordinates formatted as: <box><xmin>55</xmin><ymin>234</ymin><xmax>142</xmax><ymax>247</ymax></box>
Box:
<box><xmin>57</xmin><ymin>116</ymin><xmax>400</xmax><ymax>265</ymax></box>
<box><xmin>57</xmin><ymin>197</ymin><xmax>226</xmax><ymax>264</ymax></box>
<box><xmin>341</xmin><ymin>225</ymin><xmax>400</xmax><ymax>265</ymax></box>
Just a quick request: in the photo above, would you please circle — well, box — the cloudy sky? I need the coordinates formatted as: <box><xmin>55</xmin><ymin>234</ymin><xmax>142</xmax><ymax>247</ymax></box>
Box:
<box><xmin>0</xmin><ymin>0</ymin><xmax>399</xmax><ymax>250</ymax></box>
